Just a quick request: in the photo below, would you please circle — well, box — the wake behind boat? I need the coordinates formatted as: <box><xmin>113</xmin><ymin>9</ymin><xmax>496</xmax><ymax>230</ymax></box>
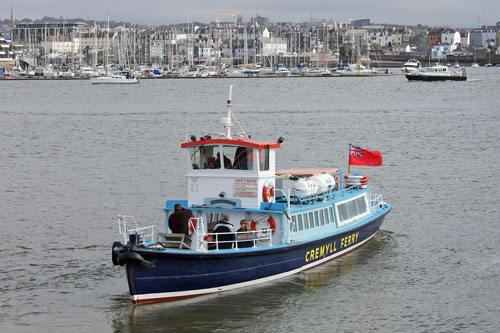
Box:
<box><xmin>111</xmin><ymin>86</ymin><xmax>391</xmax><ymax>304</ymax></box>
<box><xmin>406</xmin><ymin>64</ymin><xmax>466</xmax><ymax>81</ymax></box>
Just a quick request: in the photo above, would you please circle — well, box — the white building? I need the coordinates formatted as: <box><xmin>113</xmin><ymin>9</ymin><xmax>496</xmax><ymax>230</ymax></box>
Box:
<box><xmin>441</xmin><ymin>29</ymin><xmax>461</xmax><ymax>45</ymax></box>
<box><xmin>261</xmin><ymin>29</ymin><xmax>287</xmax><ymax>56</ymax></box>
<box><xmin>51</xmin><ymin>39</ymin><xmax>81</xmax><ymax>54</ymax></box>
<box><xmin>378</xmin><ymin>31</ymin><xmax>393</xmax><ymax>47</ymax></box>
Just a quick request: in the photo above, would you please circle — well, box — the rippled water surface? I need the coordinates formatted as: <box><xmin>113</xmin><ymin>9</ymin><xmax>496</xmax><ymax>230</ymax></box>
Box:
<box><xmin>1</xmin><ymin>69</ymin><xmax>500</xmax><ymax>332</ymax></box>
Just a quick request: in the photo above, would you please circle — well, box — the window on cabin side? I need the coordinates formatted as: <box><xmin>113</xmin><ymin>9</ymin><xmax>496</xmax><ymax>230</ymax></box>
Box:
<box><xmin>303</xmin><ymin>214</ymin><xmax>309</xmax><ymax>229</ymax></box>
<box><xmin>259</xmin><ymin>148</ymin><xmax>270</xmax><ymax>171</ymax></box>
<box><xmin>328</xmin><ymin>207</ymin><xmax>334</xmax><ymax>223</ymax></box>
<box><xmin>336</xmin><ymin>196</ymin><xmax>368</xmax><ymax>224</ymax></box>
<box><xmin>292</xmin><ymin>215</ymin><xmax>298</xmax><ymax>232</ymax></box>
<box><xmin>320</xmin><ymin>210</ymin><xmax>325</xmax><ymax>225</ymax></box>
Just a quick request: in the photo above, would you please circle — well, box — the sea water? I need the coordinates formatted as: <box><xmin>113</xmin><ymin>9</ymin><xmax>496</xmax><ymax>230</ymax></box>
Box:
<box><xmin>1</xmin><ymin>69</ymin><xmax>500</xmax><ymax>332</ymax></box>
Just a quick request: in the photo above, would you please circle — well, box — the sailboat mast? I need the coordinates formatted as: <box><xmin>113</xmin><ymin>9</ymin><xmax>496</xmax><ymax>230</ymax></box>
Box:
<box><xmin>106</xmin><ymin>13</ymin><xmax>109</xmax><ymax>73</ymax></box>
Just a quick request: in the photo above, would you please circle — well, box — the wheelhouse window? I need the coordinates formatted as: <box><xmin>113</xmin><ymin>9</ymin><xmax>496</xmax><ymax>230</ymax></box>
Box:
<box><xmin>190</xmin><ymin>145</ymin><xmax>220</xmax><ymax>169</ymax></box>
<box><xmin>223</xmin><ymin>145</ymin><xmax>253</xmax><ymax>170</ymax></box>
<box><xmin>259</xmin><ymin>148</ymin><xmax>270</xmax><ymax>171</ymax></box>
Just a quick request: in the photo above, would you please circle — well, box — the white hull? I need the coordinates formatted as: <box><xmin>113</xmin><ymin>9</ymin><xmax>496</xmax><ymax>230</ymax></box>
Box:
<box><xmin>90</xmin><ymin>76</ymin><xmax>139</xmax><ymax>84</ymax></box>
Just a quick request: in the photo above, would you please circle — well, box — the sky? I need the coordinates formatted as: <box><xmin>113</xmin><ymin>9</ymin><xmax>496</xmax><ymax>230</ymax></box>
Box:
<box><xmin>5</xmin><ymin>0</ymin><xmax>500</xmax><ymax>28</ymax></box>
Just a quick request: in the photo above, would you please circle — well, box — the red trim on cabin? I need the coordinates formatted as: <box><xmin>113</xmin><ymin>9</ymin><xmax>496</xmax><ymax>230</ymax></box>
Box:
<box><xmin>181</xmin><ymin>138</ymin><xmax>281</xmax><ymax>149</ymax></box>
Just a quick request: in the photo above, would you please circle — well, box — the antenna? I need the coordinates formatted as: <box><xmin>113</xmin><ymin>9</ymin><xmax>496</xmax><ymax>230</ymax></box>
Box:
<box><xmin>221</xmin><ymin>85</ymin><xmax>233</xmax><ymax>139</ymax></box>
<box><xmin>185</xmin><ymin>112</ymin><xmax>190</xmax><ymax>142</ymax></box>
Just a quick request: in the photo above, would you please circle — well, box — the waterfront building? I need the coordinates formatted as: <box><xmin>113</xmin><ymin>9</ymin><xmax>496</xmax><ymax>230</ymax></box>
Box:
<box><xmin>252</xmin><ymin>15</ymin><xmax>269</xmax><ymax>28</ymax></box>
<box><xmin>12</xmin><ymin>22</ymin><xmax>87</xmax><ymax>45</ymax></box>
<box><xmin>459</xmin><ymin>29</ymin><xmax>470</xmax><ymax>47</ymax></box>
<box><xmin>366</xmin><ymin>28</ymin><xmax>380</xmax><ymax>47</ymax></box>
<box><xmin>482</xmin><ymin>31</ymin><xmax>497</xmax><ymax>48</ymax></box>
<box><xmin>378</xmin><ymin>29</ymin><xmax>393</xmax><ymax>47</ymax></box>
<box><xmin>441</xmin><ymin>28</ymin><xmax>461</xmax><ymax>45</ymax></box>
<box><xmin>0</xmin><ymin>33</ymin><xmax>14</xmax><ymax>64</ymax></box>
<box><xmin>353</xmin><ymin>19</ymin><xmax>370</xmax><ymax>28</ymax></box>
<box><xmin>392</xmin><ymin>27</ymin><xmax>411</xmax><ymax>46</ymax></box>
<box><xmin>431</xmin><ymin>43</ymin><xmax>457</xmax><ymax>60</ymax></box>
<box><xmin>427</xmin><ymin>27</ymin><xmax>442</xmax><ymax>48</ymax></box>
<box><xmin>470</xmin><ymin>30</ymin><xmax>483</xmax><ymax>48</ymax></box>
<box><xmin>261</xmin><ymin>28</ymin><xmax>287</xmax><ymax>56</ymax></box>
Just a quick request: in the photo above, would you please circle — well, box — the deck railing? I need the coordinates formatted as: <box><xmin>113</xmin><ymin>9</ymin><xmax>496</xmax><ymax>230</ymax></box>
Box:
<box><xmin>192</xmin><ymin>216</ymin><xmax>273</xmax><ymax>250</ymax></box>
<box><xmin>370</xmin><ymin>194</ymin><xmax>385</xmax><ymax>213</ymax></box>
<box><xmin>276</xmin><ymin>169</ymin><xmax>372</xmax><ymax>206</ymax></box>
<box><xmin>200</xmin><ymin>229</ymin><xmax>274</xmax><ymax>250</ymax></box>
<box><xmin>117</xmin><ymin>214</ymin><xmax>155</xmax><ymax>244</ymax></box>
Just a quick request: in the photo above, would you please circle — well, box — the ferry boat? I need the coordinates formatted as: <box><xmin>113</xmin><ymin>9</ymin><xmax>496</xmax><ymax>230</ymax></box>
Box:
<box><xmin>111</xmin><ymin>86</ymin><xmax>391</xmax><ymax>304</ymax></box>
<box><xmin>405</xmin><ymin>64</ymin><xmax>466</xmax><ymax>81</ymax></box>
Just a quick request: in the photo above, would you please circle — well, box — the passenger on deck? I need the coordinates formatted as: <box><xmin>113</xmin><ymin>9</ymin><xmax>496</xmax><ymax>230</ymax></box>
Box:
<box><xmin>236</xmin><ymin>219</ymin><xmax>255</xmax><ymax>248</ymax></box>
<box><xmin>168</xmin><ymin>203</ymin><xmax>192</xmax><ymax>236</ymax></box>
<box><xmin>213</xmin><ymin>214</ymin><xmax>235</xmax><ymax>249</ymax></box>
<box><xmin>215</xmin><ymin>153</ymin><xmax>232</xmax><ymax>169</ymax></box>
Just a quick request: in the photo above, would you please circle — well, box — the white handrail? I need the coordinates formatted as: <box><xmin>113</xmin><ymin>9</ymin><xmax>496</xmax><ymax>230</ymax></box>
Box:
<box><xmin>198</xmin><ymin>229</ymin><xmax>273</xmax><ymax>250</ymax></box>
<box><xmin>370</xmin><ymin>194</ymin><xmax>384</xmax><ymax>213</ymax></box>
<box><xmin>117</xmin><ymin>214</ymin><xmax>155</xmax><ymax>244</ymax></box>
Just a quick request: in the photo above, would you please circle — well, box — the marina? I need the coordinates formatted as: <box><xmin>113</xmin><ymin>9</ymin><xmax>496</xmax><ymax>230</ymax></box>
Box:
<box><xmin>1</xmin><ymin>68</ymin><xmax>500</xmax><ymax>331</ymax></box>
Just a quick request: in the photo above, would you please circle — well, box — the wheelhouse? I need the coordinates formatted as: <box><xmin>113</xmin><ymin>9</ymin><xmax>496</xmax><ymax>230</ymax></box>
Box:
<box><xmin>181</xmin><ymin>138</ymin><xmax>280</xmax><ymax>209</ymax></box>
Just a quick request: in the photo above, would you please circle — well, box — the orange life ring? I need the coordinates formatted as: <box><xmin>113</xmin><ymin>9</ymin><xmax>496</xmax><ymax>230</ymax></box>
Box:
<box><xmin>263</xmin><ymin>184</ymin><xmax>275</xmax><ymax>202</ymax></box>
<box><xmin>251</xmin><ymin>215</ymin><xmax>276</xmax><ymax>235</ymax></box>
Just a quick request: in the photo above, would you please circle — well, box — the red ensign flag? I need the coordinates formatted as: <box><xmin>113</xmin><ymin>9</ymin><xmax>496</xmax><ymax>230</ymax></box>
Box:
<box><xmin>349</xmin><ymin>145</ymin><xmax>383</xmax><ymax>166</ymax></box>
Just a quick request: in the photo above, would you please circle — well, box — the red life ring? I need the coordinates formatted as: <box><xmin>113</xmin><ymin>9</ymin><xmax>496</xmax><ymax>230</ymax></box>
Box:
<box><xmin>251</xmin><ymin>215</ymin><xmax>276</xmax><ymax>235</ymax></box>
<box><xmin>263</xmin><ymin>184</ymin><xmax>275</xmax><ymax>202</ymax></box>
<box><xmin>189</xmin><ymin>217</ymin><xmax>197</xmax><ymax>235</ymax></box>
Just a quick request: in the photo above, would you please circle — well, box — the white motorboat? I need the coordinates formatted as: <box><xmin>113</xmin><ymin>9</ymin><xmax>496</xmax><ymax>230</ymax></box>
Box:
<box><xmin>303</xmin><ymin>67</ymin><xmax>331</xmax><ymax>76</ymax></box>
<box><xmin>90</xmin><ymin>74</ymin><xmax>139</xmax><ymax>84</ymax></box>
<box><xmin>401</xmin><ymin>59</ymin><xmax>421</xmax><ymax>73</ymax></box>
<box><xmin>276</xmin><ymin>67</ymin><xmax>291</xmax><ymax>76</ymax></box>
<box><xmin>80</xmin><ymin>67</ymin><xmax>99</xmax><ymax>78</ymax></box>
<box><xmin>405</xmin><ymin>64</ymin><xmax>466</xmax><ymax>81</ymax></box>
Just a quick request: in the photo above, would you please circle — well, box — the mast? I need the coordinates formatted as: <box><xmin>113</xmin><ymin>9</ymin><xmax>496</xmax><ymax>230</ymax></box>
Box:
<box><xmin>106</xmin><ymin>13</ymin><xmax>109</xmax><ymax>74</ymax></box>
<box><xmin>221</xmin><ymin>85</ymin><xmax>233</xmax><ymax>139</ymax></box>
<box><xmin>93</xmin><ymin>20</ymin><xmax>97</xmax><ymax>69</ymax></box>
<box><xmin>253</xmin><ymin>15</ymin><xmax>257</xmax><ymax>65</ymax></box>
<box><xmin>78</xmin><ymin>25</ymin><xmax>82</xmax><ymax>69</ymax></box>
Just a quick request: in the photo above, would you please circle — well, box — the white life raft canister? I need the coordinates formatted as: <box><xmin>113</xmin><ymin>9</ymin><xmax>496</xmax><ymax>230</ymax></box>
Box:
<box><xmin>309</xmin><ymin>174</ymin><xmax>335</xmax><ymax>194</ymax></box>
<box><xmin>292</xmin><ymin>179</ymin><xmax>318</xmax><ymax>198</ymax></box>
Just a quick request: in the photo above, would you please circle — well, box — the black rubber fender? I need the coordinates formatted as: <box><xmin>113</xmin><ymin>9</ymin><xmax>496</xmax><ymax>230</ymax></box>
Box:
<box><xmin>117</xmin><ymin>251</ymin><xmax>155</xmax><ymax>269</ymax></box>
<box><xmin>112</xmin><ymin>241</ymin><xmax>123</xmax><ymax>265</ymax></box>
